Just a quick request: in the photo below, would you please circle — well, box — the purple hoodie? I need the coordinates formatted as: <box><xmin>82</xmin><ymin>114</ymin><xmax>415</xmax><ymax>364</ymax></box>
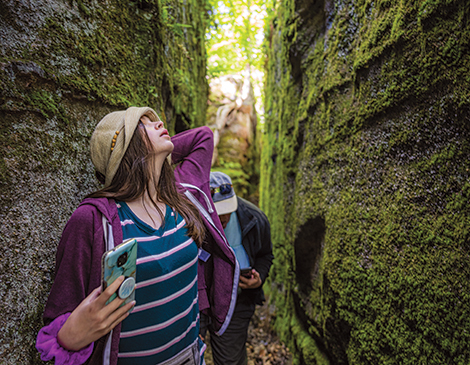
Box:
<box><xmin>36</xmin><ymin>126</ymin><xmax>238</xmax><ymax>364</ymax></box>
<box><xmin>171</xmin><ymin>127</ymin><xmax>239</xmax><ymax>332</ymax></box>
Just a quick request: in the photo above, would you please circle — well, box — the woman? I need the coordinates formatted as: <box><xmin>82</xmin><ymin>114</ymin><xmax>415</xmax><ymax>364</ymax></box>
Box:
<box><xmin>36</xmin><ymin>107</ymin><xmax>238</xmax><ymax>364</ymax></box>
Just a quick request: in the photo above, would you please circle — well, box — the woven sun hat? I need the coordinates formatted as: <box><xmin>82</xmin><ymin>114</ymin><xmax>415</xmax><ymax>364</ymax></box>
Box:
<box><xmin>210</xmin><ymin>171</ymin><xmax>238</xmax><ymax>215</ymax></box>
<box><xmin>90</xmin><ymin>106</ymin><xmax>160</xmax><ymax>187</ymax></box>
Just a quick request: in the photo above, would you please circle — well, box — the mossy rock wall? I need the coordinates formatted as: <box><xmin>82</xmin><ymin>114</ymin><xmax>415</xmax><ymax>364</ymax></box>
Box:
<box><xmin>0</xmin><ymin>0</ymin><xmax>208</xmax><ymax>363</ymax></box>
<box><xmin>262</xmin><ymin>0</ymin><xmax>470</xmax><ymax>364</ymax></box>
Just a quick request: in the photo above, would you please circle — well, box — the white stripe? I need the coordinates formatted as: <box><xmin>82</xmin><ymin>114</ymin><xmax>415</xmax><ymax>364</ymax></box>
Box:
<box><xmin>131</xmin><ymin>275</ymin><xmax>197</xmax><ymax>313</ymax></box>
<box><xmin>118</xmin><ymin>314</ymin><xmax>200</xmax><ymax>357</ymax></box>
<box><xmin>162</xmin><ymin>219</ymin><xmax>186</xmax><ymax>237</ymax></box>
<box><xmin>120</xmin><ymin>297</ymin><xmax>198</xmax><ymax>338</ymax></box>
<box><xmin>136</xmin><ymin>255</ymin><xmax>198</xmax><ymax>289</ymax></box>
<box><xmin>137</xmin><ymin>238</ymin><xmax>194</xmax><ymax>265</ymax></box>
<box><xmin>120</xmin><ymin>219</ymin><xmax>135</xmax><ymax>226</ymax></box>
<box><xmin>130</xmin><ymin>219</ymin><xmax>186</xmax><ymax>242</ymax></box>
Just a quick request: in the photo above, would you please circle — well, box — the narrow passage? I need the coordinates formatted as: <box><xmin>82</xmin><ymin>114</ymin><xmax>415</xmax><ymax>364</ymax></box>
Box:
<box><xmin>204</xmin><ymin>301</ymin><xmax>293</xmax><ymax>365</ymax></box>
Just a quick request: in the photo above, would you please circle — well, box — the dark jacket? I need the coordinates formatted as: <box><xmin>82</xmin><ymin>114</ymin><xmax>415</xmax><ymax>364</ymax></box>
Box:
<box><xmin>235</xmin><ymin>197</ymin><xmax>274</xmax><ymax>308</ymax></box>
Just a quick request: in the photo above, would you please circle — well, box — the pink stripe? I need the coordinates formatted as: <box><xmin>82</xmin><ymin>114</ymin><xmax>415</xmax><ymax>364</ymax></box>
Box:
<box><xmin>120</xmin><ymin>297</ymin><xmax>198</xmax><ymax>338</ymax></box>
<box><xmin>132</xmin><ymin>275</ymin><xmax>197</xmax><ymax>313</ymax></box>
<box><xmin>120</xmin><ymin>219</ymin><xmax>134</xmax><ymax>226</ymax></box>
<box><xmin>136</xmin><ymin>255</ymin><xmax>198</xmax><ymax>289</ymax></box>
<box><xmin>137</xmin><ymin>238</ymin><xmax>193</xmax><ymax>265</ymax></box>
<box><xmin>118</xmin><ymin>315</ymin><xmax>200</xmax><ymax>358</ymax></box>
<box><xmin>162</xmin><ymin>219</ymin><xmax>186</xmax><ymax>237</ymax></box>
<box><xmin>132</xmin><ymin>219</ymin><xmax>186</xmax><ymax>242</ymax></box>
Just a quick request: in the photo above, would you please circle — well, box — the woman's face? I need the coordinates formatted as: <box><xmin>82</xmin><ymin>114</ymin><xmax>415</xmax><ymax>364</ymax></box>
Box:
<box><xmin>140</xmin><ymin>115</ymin><xmax>174</xmax><ymax>156</ymax></box>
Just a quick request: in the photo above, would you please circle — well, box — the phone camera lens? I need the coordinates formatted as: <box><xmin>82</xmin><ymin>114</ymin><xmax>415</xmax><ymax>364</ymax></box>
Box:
<box><xmin>117</xmin><ymin>252</ymin><xmax>128</xmax><ymax>267</ymax></box>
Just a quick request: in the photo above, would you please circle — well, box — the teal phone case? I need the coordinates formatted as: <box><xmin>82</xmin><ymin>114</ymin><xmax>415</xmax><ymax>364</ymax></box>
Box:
<box><xmin>101</xmin><ymin>238</ymin><xmax>138</xmax><ymax>306</ymax></box>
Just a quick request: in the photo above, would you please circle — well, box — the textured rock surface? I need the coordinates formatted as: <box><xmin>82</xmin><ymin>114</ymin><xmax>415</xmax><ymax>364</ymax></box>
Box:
<box><xmin>0</xmin><ymin>0</ymin><xmax>208</xmax><ymax>363</ymax></box>
<box><xmin>262</xmin><ymin>0</ymin><xmax>470</xmax><ymax>364</ymax></box>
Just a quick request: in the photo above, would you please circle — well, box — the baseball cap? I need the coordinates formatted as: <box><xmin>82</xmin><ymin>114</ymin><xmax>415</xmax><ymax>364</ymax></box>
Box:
<box><xmin>210</xmin><ymin>171</ymin><xmax>238</xmax><ymax>215</ymax></box>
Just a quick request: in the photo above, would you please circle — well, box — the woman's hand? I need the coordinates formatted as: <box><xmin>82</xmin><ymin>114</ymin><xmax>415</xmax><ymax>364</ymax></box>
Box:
<box><xmin>57</xmin><ymin>276</ymin><xmax>135</xmax><ymax>351</ymax></box>
<box><xmin>238</xmin><ymin>269</ymin><xmax>262</xmax><ymax>290</ymax></box>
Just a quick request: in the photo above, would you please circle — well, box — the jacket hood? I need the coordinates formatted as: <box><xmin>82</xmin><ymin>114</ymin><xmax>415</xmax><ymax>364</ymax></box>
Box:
<box><xmin>79</xmin><ymin>197</ymin><xmax>117</xmax><ymax>223</ymax></box>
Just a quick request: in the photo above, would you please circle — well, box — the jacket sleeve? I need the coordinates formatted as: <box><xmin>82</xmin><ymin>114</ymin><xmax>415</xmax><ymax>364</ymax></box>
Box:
<box><xmin>171</xmin><ymin>126</ymin><xmax>239</xmax><ymax>330</ymax></box>
<box><xmin>36</xmin><ymin>313</ymin><xmax>94</xmax><ymax>364</ymax></box>
<box><xmin>37</xmin><ymin>205</ymin><xmax>102</xmax><ymax>364</ymax></box>
<box><xmin>253</xmin><ymin>214</ymin><xmax>274</xmax><ymax>284</ymax></box>
<box><xmin>171</xmin><ymin>126</ymin><xmax>214</xmax><ymax>190</ymax></box>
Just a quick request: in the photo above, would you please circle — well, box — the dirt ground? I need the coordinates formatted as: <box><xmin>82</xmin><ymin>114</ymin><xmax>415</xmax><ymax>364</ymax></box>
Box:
<box><xmin>204</xmin><ymin>301</ymin><xmax>293</xmax><ymax>365</ymax></box>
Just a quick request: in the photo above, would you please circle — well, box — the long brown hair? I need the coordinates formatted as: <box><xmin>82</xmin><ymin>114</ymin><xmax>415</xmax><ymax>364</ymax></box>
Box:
<box><xmin>87</xmin><ymin>121</ymin><xmax>205</xmax><ymax>246</ymax></box>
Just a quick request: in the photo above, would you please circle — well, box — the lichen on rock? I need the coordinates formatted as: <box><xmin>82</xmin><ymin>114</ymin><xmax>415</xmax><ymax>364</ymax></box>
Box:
<box><xmin>262</xmin><ymin>0</ymin><xmax>470</xmax><ymax>363</ymax></box>
<box><xmin>0</xmin><ymin>0</ymin><xmax>209</xmax><ymax>362</ymax></box>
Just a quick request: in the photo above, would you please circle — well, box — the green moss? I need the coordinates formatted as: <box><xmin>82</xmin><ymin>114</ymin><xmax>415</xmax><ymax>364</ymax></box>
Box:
<box><xmin>30</xmin><ymin>0</ymin><xmax>208</xmax><ymax>129</ymax></box>
<box><xmin>0</xmin><ymin>0</ymin><xmax>210</xmax><ymax>361</ymax></box>
<box><xmin>262</xmin><ymin>0</ymin><xmax>470</xmax><ymax>363</ymax></box>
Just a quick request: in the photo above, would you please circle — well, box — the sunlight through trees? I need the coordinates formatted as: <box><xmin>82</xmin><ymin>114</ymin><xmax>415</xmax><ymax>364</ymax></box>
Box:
<box><xmin>205</xmin><ymin>0</ymin><xmax>273</xmax><ymax>121</ymax></box>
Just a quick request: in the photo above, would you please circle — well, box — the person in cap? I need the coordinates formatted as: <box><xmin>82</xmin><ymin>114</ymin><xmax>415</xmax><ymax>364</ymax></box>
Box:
<box><xmin>36</xmin><ymin>107</ymin><xmax>238</xmax><ymax>365</ymax></box>
<box><xmin>206</xmin><ymin>171</ymin><xmax>274</xmax><ymax>365</ymax></box>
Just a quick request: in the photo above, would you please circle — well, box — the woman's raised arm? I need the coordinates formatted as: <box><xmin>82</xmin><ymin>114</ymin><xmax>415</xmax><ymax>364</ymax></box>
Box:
<box><xmin>171</xmin><ymin>126</ymin><xmax>214</xmax><ymax>187</ymax></box>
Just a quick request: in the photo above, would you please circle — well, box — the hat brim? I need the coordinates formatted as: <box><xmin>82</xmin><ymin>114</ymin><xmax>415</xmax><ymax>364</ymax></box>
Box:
<box><xmin>214</xmin><ymin>195</ymin><xmax>238</xmax><ymax>215</ymax></box>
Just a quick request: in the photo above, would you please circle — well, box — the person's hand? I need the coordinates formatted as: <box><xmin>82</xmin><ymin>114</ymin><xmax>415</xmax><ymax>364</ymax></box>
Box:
<box><xmin>238</xmin><ymin>269</ymin><xmax>262</xmax><ymax>289</ymax></box>
<box><xmin>57</xmin><ymin>276</ymin><xmax>135</xmax><ymax>351</ymax></box>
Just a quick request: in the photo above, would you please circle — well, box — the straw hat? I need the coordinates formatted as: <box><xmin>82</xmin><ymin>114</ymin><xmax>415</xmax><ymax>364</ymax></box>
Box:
<box><xmin>90</xmin><ymin>106</ymin><xmax>160</xmax><ymax>187</ymax></box>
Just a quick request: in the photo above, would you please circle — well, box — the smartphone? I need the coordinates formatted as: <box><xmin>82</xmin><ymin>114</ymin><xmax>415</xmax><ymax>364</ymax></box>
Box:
<box><xmin>240</xmin><ymin>267</ymin><xmax>253</xmax><ymax>279</ymax></box>
<box><xmin>101</xmin><ymin>238</ymin><xmax>138</xmax><ymax>307</ymax></box>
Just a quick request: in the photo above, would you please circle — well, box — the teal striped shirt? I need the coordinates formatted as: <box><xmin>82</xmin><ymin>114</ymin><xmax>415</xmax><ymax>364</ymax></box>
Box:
<box><xmin>116</xmin><ymin>201</ymin><xmax>200</xmax><ymax>364</ymax></box>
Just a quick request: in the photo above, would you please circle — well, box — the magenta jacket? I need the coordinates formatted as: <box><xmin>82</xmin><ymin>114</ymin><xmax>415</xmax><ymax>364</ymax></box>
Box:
<box><xmin>36</xmin><ymin>126</ymin><xmax>238</xmax><ymax>364</ymax></box>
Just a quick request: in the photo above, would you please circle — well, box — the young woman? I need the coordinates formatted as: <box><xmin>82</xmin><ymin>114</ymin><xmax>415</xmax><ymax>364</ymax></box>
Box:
<box><xmin>36</xmin><ymin>107</ymin><xmax>238</xmax><ymax>365</ymax></box>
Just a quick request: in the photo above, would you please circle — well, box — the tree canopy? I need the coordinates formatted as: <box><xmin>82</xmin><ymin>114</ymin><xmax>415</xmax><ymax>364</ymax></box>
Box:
<box><xmin>205</xmin><ymin>0</ymin><xmax>270</xmax><ymax>78</ymax></box>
